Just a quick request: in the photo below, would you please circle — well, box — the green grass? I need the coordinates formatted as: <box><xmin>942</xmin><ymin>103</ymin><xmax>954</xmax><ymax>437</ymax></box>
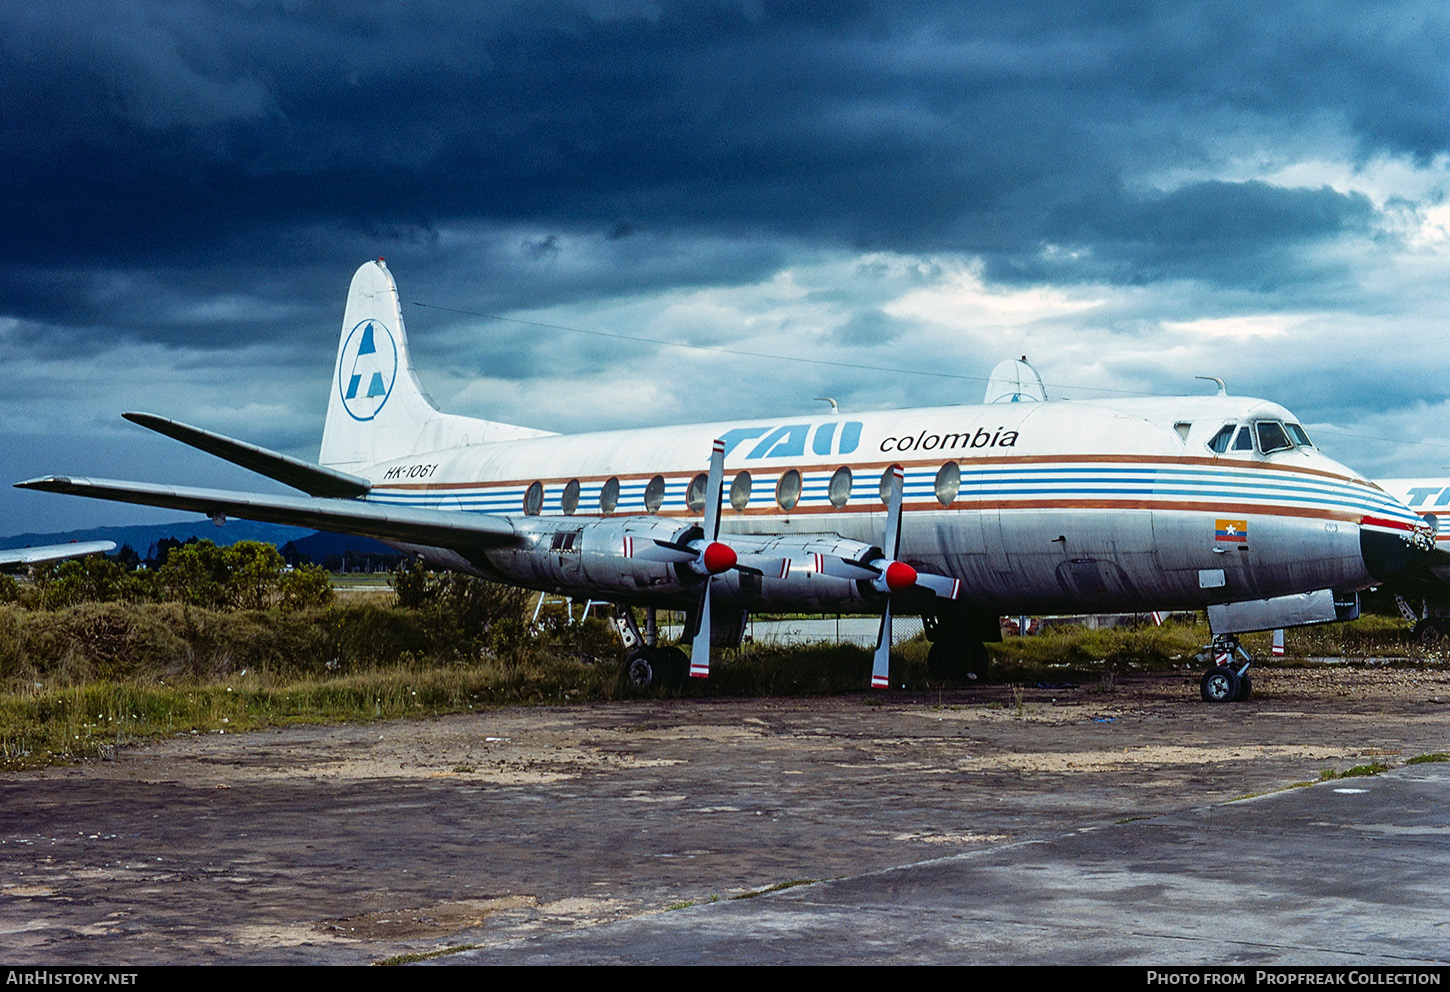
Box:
<box><xmin>1317</xmin><ymin>762</ymin><xmax>1390</xmax><ymax>780</ymax></box>
<box><xmin>1</xmin><ymin>598</ymin><xmax>1445</xmax><ymax>770</ymax></box>
<box><xmin>375</xmin><ymin>945</ymin><xmax>479</xmax><ymax>966</ymax></box>
<box><xmin>734</xmin><ymin>879</ymin><xmax>817</xmax><ymax>899</ymax></box>
<box><xmin>0</xmin><ymin>657</ymin><xmax>622</xmax><ymax>769</ymax></box>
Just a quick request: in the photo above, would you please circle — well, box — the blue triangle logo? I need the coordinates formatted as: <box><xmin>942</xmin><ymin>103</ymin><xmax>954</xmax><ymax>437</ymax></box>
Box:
<box><xmin>358</xmin><ymin>322</ymin><xmax>376</xmax><ymax>356</ymax></box>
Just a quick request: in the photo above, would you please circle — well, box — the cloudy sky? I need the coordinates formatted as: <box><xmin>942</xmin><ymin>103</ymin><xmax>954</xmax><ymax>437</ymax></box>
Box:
<box><xmin>6</xmin><ymin>0</ymin><xmax>1450</xmax><ymax>532</ymax></box>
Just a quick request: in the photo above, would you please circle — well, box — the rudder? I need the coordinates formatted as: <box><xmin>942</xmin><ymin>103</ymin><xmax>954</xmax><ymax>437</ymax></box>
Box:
<box><xmin>319</xmin><ymin>260</ymin><xmax>554</xmax><ymax>474</ymax></box>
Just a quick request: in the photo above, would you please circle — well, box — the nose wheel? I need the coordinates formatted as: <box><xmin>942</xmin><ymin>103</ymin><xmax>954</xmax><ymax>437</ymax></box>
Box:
<box><xmin>1197</xmin><ymin>634</ymin><xmax>1253</xmax><ymax>703</ymax></box>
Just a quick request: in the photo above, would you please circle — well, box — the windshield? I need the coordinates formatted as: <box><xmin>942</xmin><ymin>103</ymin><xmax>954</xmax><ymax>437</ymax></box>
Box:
<box><xmin>1208</xmin><ymin>419</ymin><xmax>1312</xmax><ymax>456</ymax></box>
<box><xmin>1256</xmin><ymin>421</ymin><xmax>1293</xmax><ymax>454</ymax></box>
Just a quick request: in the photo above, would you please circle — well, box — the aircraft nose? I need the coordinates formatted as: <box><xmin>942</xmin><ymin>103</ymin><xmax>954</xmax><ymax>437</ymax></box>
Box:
<box><xmin>1360</xmin><ymin>514</ymin><xmax>1436</xmax><ymax>583</ymax></box>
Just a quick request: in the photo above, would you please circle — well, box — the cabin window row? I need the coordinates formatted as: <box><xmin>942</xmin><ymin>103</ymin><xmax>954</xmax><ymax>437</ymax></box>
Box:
<box><xmin>519</xmin><ymin>462</ymin><xmax>965</xmax><ymax>515</ymax></box>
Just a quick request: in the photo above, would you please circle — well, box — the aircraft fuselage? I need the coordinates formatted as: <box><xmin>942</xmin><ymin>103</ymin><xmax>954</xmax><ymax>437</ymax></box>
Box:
<box><xmin>363</xmin><ymin>394</ymin><xmax>1414</xmax><ymax>615</ymax></box>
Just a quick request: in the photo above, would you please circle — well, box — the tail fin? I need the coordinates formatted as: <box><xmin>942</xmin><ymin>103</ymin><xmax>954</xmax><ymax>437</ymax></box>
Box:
<box><xmin>319</xmin><ymin>260</ymin><xmax>553</xmax><ymax>473</ymax></box>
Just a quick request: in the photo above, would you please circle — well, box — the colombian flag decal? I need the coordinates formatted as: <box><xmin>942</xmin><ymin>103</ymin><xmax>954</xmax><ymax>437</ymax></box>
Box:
<box><xmin>1215</xmin><ymin>519</ymin><xmax>1248</xmax><ymax>544</ymax></box>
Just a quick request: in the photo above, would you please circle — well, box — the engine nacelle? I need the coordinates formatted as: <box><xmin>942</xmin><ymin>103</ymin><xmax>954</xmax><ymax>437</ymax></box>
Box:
<box><xmin>477</xmin><ymin>516</ymin><xmax>888</xmax><ymax>613</ymax></box>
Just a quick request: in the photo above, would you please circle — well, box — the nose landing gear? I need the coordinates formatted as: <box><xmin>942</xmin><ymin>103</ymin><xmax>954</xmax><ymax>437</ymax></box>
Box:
<box><xmin>1197</xmin><ymin>634</ymin><xmax>1253</xmax><ymax>703</ymax></box>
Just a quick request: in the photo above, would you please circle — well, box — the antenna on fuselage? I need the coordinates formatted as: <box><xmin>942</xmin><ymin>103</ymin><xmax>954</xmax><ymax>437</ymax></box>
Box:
<box><xmin>815</xmin><ymin>397</ymin><xmax>840</xmax><ymax>414</ymax></box>
<box><xmin>1196</xmin><ymin>376</ymin><xmax>1228</xmax><ymax>396</ymax></box>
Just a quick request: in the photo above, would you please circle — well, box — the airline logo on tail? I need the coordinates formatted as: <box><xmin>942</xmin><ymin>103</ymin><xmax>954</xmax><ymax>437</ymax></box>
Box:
<box><xmin>338</xmin><ymin>319</ymin><xmax>398</xmax><ymax>421</ymax></box>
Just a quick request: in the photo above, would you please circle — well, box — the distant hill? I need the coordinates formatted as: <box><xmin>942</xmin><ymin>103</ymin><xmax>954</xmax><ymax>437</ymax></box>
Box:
<box><xmin>0</xmin><ymin>519</ymin><xmax>399</xmax><ymax>565</ymax></box>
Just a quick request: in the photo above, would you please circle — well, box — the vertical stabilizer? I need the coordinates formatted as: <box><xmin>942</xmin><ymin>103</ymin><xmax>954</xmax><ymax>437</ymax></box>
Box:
<box><xmin>319</xmin><ymin>260</ymin><xmax>553</xmax><ymax>473</ymax></box>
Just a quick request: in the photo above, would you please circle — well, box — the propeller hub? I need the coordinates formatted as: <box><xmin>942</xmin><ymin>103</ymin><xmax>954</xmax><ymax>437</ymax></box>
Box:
<box><xmin>883</xmin><ymin>560</ymin><xmax>917</xmax><ymax>591</ymax></box>
<box><xmin>701</xmin><ymin>541</ymin><xmax>737</xmax><ymax>575</ymax></box>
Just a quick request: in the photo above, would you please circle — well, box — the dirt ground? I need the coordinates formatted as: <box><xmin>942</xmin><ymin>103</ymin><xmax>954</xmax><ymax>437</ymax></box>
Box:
<box><xmin>1</xmin><ymin>665</ymin><xmax>1446</xmax><ymax>964</ymax></box>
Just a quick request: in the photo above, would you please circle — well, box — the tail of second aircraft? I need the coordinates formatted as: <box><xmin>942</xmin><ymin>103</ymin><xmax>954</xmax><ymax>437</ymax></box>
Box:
<box><xmin>319</xmin><ymin>259</ymin><xmax>554</xmax><ymax>473</ymax></box>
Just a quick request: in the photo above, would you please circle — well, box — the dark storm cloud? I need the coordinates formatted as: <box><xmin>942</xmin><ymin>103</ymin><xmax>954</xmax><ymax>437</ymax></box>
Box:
<box><xmin>989</xmin><ymin>180</ymin><xmax>1379</xmax><ymax>288</ymax></box>
<box><xmin>6</xmin><ymin>1</ymin><xmax>1445</xmax><ymax>286</ymax></box>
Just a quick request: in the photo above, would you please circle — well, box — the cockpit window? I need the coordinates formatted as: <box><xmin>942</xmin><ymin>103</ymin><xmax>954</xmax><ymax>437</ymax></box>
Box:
<box><xmin>1232</xmin><ymin>427</ymin><xmax>1255</xmax><ymax>451</ymax></box>
<box><xmin>1207</xmin><ymin>424</ymin><xmax>1236</xmax><ymax>454</ymax></box>
<box><xmin>1256</xmin><ymin>421</ymin><xmax>1293</xmax><ymax>454</ymax></box>
<box><xmin>1286</xmin><ymin>422</ymin><xmax>1313</xmax><ymax>447</ymax></box>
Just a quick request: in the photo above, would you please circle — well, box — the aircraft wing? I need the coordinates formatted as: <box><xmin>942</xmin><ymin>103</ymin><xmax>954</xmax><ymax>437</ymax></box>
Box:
<box><xmin>122</xmin><ymin>412</ymin><xmax>372</xmax><ymax>498</ymax></box>
<box><xmin>13</xmin><ymin>477</ymin><xmax>519</xmax><ymax>552</ymax></box>
<box><xmin>0</xmin><ymin>540</ymin><xmax>116</xmax><ymax>567</ymax></box>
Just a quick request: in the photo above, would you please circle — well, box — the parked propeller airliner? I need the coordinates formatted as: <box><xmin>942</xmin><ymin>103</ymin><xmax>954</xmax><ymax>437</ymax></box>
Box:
<box><xmin>15</xmin><ymin>261</ymin><xmax>1435</xmax><ymax>697</ymax></box>
<box><xmin>1365</xmin><ymin>478</ymin><xmax>1450</xmax><ymax>648</ymax></box>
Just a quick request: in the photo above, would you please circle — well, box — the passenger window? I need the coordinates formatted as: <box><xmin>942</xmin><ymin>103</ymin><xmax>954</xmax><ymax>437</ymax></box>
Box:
<box><xmin>1207</xmin><ymin>425</ymin><xmax>1236</xmax><ymax>453</ymax></box>
<box><xmin>828</xmin><ymin>467</ymin><xmax>853</xmax><ymax>509</ymax></box>
<box><xmin>523</xmin><ymin>481</ymin><xmax>544</xmax><ymax>516</ymax></box>
<box><xmin>878</xmin><ymin>466</ymin><xmax>900</xmax><ymax>504</ymax></box>
<box><xmin>686</xmin><ymin>473</ymin><xmax>709</xmax><ymax>512</ymax></box>
<box><xmin>599</xmin><ymin>477</ymin><xmax>620</xmax><ymax>515</ymax></box>
<box><xmin>776</xmin><ymin>469</ymin><xmax>801</xmax><ymax>511</ymax></box>
<box><xmin>934</xmin><ymin>462</ymin><xmax>960</xmax><ymax>507</ymax></box>
<box><xmin>730</xmin><ymin>471</ymin><xmax>752</xmax><ymax>512</ymax></box>
<box><xmin>1232</xmin><ymin>427</ymin><xmax>1255</xmax><ymax>452</ymax></box>
<box><xmin>561</xmin><ymin>479</ymin><xmax>580</xmax><ymax>516</ymax></box>
<box><xmin>644</xmin><ymin>475</ymin><xmax>666</xmax><ymax>513</ymax></box>
<box><xmin>1256</xmin><ymin>421</ymin><xmax>1293</xmax><ymax>454</ymax></box>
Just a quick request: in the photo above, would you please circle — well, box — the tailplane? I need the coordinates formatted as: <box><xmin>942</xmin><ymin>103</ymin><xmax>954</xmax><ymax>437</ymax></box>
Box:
<box><xmin>319</xmin><ymin>260</ymin><xmax>553</xmax><ymax>473</ymax></box>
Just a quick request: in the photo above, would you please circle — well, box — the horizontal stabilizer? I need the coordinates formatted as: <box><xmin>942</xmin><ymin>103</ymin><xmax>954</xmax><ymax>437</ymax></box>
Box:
<box><xmin>124</xmin><ymin>412</ymin><xmax>372</xmax><ymax>498</ymax></box>
<box><xmin>14</xmin><ymin>477</ymin><xmax>518</xmax><ymax>553</ymax></box>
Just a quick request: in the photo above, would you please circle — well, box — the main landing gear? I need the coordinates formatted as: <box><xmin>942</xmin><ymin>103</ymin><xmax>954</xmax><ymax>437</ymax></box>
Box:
<box><xmin>1197</xmin><ymin>634</ymin><xmax>1252</xmax><ymax>703</ymax></box>
<box><xmin>922</xmin><ymin>610</ymin><xmax>994</xmax><ymax>683</ymax></box>
<box><xmin>612</xmin><ymin>604</ymin><xmax>689</xmax><ymax>690</ymax></box>
<box><xmin>624</xmin><ymin>646</ymin><xmax>689</xmax><ymax>690</ymax></box>
<box><xmin>1414</xmin><ymin>619</ymin><xmax>1447</xmax><ymax>650</ymax></box>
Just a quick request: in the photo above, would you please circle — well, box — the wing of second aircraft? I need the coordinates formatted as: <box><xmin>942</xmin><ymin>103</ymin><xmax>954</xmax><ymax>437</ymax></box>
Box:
<box><xmin>0</xmin><ymin>540</ymin><xmax>117</xmax><ymax>568</ymax></box>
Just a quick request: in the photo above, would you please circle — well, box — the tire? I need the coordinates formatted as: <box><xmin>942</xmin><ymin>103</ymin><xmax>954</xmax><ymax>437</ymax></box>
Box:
<box><xmin>1417</xmin><ymin>620</ymin><xmax>1444</xmax><ymax>650</ymax></box>
<box><xmin>660</xmin><ymin>647</ymin><xmax>689</xmax><ymax>688</ymax></box>
<box><xmin>624</xmin><ymin>650</ymin><xmax>659</xmax><ymax>689</ymax></box>
<box><xmin>1200</xmin><ymin>665</ymin><xmax>1241</xmax><ymax>703</ymax></box>
<box><xmin>966</xmin><ymin>641</ymin><xmax>991</xmax><ymax>681</ymax></box>
<box><xmin>1235</xmin><ymin>672</ymin><xmax>1252</xmax><ymax>701</ymax></box>
<box><xmin>927</xmin><ymin>641</ymin><xmax>988</xmax><ymax>683</ymax></box>
<box><xmin>926</xmin><ymin>641</ymin><xmax>961</xmax><ymax>681</ymax></box>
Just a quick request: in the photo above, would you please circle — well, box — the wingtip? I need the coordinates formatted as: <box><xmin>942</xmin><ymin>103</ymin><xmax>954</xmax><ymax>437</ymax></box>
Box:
<box><xmin>14</xmin><ymin>476</ymin><xmax>72</xmax><ymax>490</ymax></box>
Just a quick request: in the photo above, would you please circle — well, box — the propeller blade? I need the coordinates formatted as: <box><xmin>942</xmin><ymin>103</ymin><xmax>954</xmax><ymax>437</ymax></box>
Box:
<box><xmin>690</xmin><ymin>582</ymin><xmax>712</xmax><ymax>678</ymax></box>
<box><xmin>871</xmin><ymin>598</ymin><xmax>892</xmax><ymax>689</ymax></box>
<box><xmin>883</xmin><ymin>465</ymin><xmax>904</xmax><ymax>559</ymax></box>
<box><xmin>623</xmin><ymin>536</ymin><xmax>697</xmax><ymax>564</ymax></box>
<box><xmin>735</xmin><ymin>553</ymin><xmax>790</xmax><ymax>579</ymax></box>
<box><xmin>688</xmin><ymin>439</ymin><xmax>728</xmax><ymax>680</ymax></box>
<box><xmin>868</xmin><ymin>466</ymin><xmax>908</xmax><ymax>689</ymax></box>
<box><xmin>914</xmin><ymin>572</ymin><xmax>961</xmax><ymax>599</ymax></box>
<box><xmin>812</xmin><ymin>554</ymin><xmax>881</xmax><ymax>582</ymax></box>
<box><xmin>702</xmin><ymin>438</ymin><xmax>725</xmax><ymax>541</ymax></box>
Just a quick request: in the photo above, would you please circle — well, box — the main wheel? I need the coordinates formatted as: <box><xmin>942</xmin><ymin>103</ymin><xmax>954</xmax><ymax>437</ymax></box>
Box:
<box><xmin>966</xmin><ymin>641</ymin><xmax>991</xmax><ymax>680</ymax></box>
<box><xmin>1235</xmin><ymin>671</ymin><xmax>1253</xmax><ymax>701</ymax></box>
<box><xmin>1200</xmin><ymin>665</ymin><xmax>1241</xmax><ymax>703</ymax></box>
<box><xmin>660</xmin><ymin>646</ymin><xmax>689</xmax><ymax>688</ymax></box>
<box><xmin>624</xmin><ymin>649</ymin><xmax>661</xmax><ymax>689</ymax></box>
<box><xmin>1416</xmin><ymin>619</ymin><xmax>1445</xmax><ymax>651</ymax></box>
<box><xmin>927</xmin><ymin>641</ymin><xmax>989</xmax><ymax>683</ymax></box>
